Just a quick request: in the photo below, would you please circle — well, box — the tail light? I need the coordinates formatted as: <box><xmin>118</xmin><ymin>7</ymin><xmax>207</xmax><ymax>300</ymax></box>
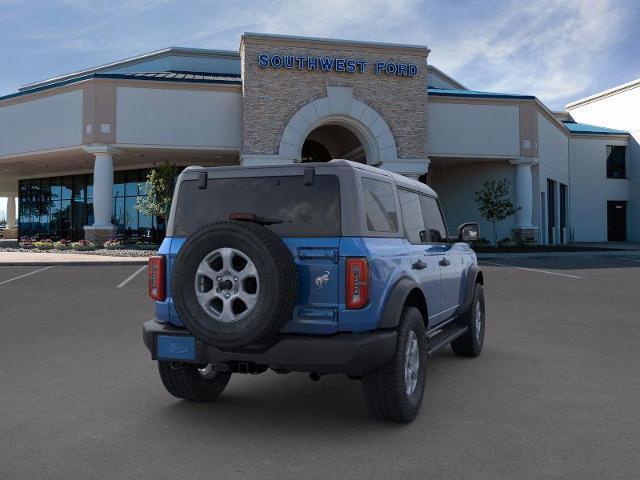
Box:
<box><xmin>148</xmin><ymin>255</ymin><xmax>166</xmax><ymax>301</ymax></box>
<box><xmin>346</xmin><ymin>258</ymin><xmax>370</xmax><ymax>309</ymax></box>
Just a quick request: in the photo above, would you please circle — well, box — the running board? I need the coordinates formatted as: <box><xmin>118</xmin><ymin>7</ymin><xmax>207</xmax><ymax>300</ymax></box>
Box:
<box><xmin>427</xmin><ymin>325</ymin><xmax>468</xmax><ymax>357</ymax></box>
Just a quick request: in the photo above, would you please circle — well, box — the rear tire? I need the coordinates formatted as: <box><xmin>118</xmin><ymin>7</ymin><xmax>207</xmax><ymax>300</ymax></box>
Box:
<box><xmin>158</xmin><ymin>361</ymin><xmax>231</xmax><ymax>401</ymax></box>
<box><xmin>362</xmin><ymin>306</ymin><xmax>427</xmax><ymax>423</ymax></box>
<box><xmin>451</xmin><ymin>283</ymin><xmax>485</xmax><ymax>357</ymax></box>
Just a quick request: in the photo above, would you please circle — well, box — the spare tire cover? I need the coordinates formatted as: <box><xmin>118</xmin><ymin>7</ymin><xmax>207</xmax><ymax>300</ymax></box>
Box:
<box><xmin>171</xmin><ymin>221</ymin><xmax>298</xmax><ymax>349</ymax></box>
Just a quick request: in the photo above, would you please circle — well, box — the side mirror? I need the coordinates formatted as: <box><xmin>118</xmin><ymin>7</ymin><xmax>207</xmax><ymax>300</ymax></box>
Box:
<box><xmin>458</xmin><ymin>223</ymin><xmax>480</xmax><ymax>243</ymax></box>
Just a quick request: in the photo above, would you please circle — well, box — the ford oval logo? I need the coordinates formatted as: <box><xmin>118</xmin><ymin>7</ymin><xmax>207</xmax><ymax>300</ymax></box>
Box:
<box><xmin>167</xmin><ymin>342</ymin><xmax>189</xmax><ymax>354</ymax></box>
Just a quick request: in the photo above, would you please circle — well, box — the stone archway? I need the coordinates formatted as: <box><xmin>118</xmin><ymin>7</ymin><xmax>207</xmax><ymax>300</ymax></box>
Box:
<box><xmin>278</xmin><ymin>86</ymin><xmax>398</xmax><ymax>165</ymax></box>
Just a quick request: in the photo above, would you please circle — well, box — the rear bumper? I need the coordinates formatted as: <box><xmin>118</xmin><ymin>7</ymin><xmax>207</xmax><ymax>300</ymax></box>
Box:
<box><xmin>143</xmin><ymin>319</ymin><xmax>397</xmax><ymax>375</ymax></box>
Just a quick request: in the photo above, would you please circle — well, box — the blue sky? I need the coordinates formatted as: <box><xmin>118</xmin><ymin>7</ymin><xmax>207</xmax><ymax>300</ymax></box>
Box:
<box><xmin>1</xmin><ymin>0</ymin><xmax>639</xmax><ymax>109</ymax></box>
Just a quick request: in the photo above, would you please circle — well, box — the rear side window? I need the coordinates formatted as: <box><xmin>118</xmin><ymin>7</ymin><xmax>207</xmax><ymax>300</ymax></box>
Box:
<box><xmin>420</xmin><ymin>195</ymin><xmax>447</xmax><ymax>243</ymax></box>
<box><xmin>173</xmin><ymin>175</ymin><xmax>341</xmax><ymax>237</ymax></box>
<box><xmin>361</xmin><ymin>177</ymin><xmax>398</xmax><ymax>233</ymax></box>
<box><xmin>398</xmin><ymin>189</ymin><xmax>426</xmax><ymax>244</ymax></box>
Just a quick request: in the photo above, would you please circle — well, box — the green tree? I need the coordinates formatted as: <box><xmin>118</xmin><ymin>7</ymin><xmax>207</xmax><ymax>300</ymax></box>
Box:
<box><xmin>136</xmin><ymin>162</ymin><xmax>180</xmax><ymax>221</ymax></box>
<box><xmin>474</xmin><ymin>179</ymin><xmax>519</xmax><ymax>246</ymax></box>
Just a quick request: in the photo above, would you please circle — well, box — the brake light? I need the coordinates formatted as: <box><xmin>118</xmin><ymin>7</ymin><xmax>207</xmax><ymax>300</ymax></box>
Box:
<box><xmin>148</xmin><ymin>255</ymin><xmax>166</xmax><ymax>301</ymax></box>
<box><xmin>346</xmin><ymin>258</ymin><xmax>370</xmax><ymax>309</ymax></box>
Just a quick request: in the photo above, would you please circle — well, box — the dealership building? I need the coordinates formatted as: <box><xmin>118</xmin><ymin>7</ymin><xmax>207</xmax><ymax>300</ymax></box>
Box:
<box><xmin>0</xmin><ymin>33</ymin><xmax>637</xmax><ymax>244</ymax></box>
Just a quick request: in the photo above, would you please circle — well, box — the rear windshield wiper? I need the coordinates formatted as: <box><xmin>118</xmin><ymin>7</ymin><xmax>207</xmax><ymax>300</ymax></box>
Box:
<box><xmin>229</xmin><ymin>212</ymin><xmax>291</xmax><ymax>225</ymax></box>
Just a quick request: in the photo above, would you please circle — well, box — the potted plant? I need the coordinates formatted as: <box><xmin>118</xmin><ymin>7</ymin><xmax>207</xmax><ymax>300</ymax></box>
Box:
<box><xmin>71</xmin><ymin>239</ymin><xmax>96</xmax><ymax>251</ymax></box>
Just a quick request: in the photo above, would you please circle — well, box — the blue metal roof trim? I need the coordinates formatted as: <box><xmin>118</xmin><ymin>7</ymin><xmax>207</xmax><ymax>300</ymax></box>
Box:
<box><xmin>0</xmin><ymin>72</ymin><xmax>242</xmax><ymax>103</ymax></box>
<box><xmin>428</xmin><ymin>87</ymin><xmax>535</xmax><ymax>100</ymax></box>
<box><xmin>562</xmin><ymin>121</ymin><xmax>628</xmax><ymax>135</ymax></box>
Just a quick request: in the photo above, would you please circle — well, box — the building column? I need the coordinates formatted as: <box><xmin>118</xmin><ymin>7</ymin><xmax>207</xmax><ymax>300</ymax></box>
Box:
<box><xmin>2</xmin><ymin>195</ymin><xmax>18</xmax><ymax>240</ymax></box>
<box><xmin>83</xmin><ymin>145</ymin><xmax>118</xmax><ymax>245</ymax></box>
<box><xmin>6</xmin><ymin>195</ymin><xmax>16</xmax><ymax>228</ymax></box>
<box><xmin>509</xmin><ymin>157</ymin><xmax>538</xmax><ymax>242</ymax></box>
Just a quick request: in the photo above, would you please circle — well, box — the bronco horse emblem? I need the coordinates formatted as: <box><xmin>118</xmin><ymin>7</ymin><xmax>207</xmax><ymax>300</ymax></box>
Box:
<box><xmin>314</xmin><ymin>271</ymin><xmax>330</xmax><ymax>289</ymax></box>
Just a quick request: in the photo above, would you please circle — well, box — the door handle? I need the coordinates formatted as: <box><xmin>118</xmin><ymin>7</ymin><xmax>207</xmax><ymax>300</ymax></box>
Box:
<box><xmin>439</xmin><ymin>258</ymin><xmax>451</xmax><ymax>267</ymax></box>
<box><xmin>412</xmin><ymin>260</ymin><xmax>427</xmax><ymax>270</ymax></box>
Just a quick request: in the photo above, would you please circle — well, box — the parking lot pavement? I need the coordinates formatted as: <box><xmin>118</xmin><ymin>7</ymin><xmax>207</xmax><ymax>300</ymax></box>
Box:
<box><xmin>1</xmin><ymin>258</ymin><xmax>639</xmax><ymax>480</ymax></box>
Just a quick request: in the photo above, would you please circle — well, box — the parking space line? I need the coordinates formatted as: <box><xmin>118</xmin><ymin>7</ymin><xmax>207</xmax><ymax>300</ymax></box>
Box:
<box><xmin>116</xmin><ymin>265</ymin><xmax>147</xmax><ymax>289</ymax></box>
<box><xmin>0</xmin><ymin>266</ymin><xmax>52</xmax><ymax>286</ymax></box>
<box><xmin>480</xmin><ymin>261</ymin><xmax>581</xmax><ymax>279</ymax></box>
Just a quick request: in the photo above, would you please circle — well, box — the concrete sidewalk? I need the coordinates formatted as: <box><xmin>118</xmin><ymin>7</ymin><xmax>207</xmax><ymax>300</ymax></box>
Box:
<box><xmin>0</xmin><ymin>251</ymin><xmax>149</xmax><ymax>266</ymax></box>
<box><xmin>477</xmin><ymin>250</ymin><xmax>640</xmax><ymax>260</ymax></box>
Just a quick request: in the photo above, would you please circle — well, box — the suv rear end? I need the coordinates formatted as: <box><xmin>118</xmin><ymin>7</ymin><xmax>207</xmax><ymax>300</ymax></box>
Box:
<box><xmin>144</xmin><ymin>161</ymin><xmax>398</xmax><ymax>373</ymax></box>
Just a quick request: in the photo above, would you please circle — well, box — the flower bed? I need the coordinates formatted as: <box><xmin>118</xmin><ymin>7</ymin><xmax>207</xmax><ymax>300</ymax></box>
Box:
<box><xmin>71</xmin><ymin>240</ymin><xmax>96</xmax><ymax>251</ymax></box>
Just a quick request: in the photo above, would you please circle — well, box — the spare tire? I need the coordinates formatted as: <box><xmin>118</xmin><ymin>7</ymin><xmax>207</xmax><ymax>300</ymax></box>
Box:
<box><xmin>172</xmin><ymin>221</ymin><xmax>298</xmax><ymax>349</ymax></box>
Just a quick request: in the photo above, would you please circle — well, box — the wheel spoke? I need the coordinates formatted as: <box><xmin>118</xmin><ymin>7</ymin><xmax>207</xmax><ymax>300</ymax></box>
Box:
<box><xmin>196</xmin><ymin>262</ymin><xmax>218</xmax><ymax>281</ymax></box>
<box><xmin>219</xmin><ymin>248</ymin><xmax>234</xmax><ymax>272</ymax></box>
<box><xmin>196</xmin><ymin>288</ymin><xmax>219</xmax><ymax>305</ymax></box>
<box><xmin>236</xmin><ymin>261</ymin><xmax>258</xmax><ymax>281</ymax></box>
<box><xmin>236</xmin><ymin>290</ymin><xmax>258</xmax><ymax>310</ymax></box>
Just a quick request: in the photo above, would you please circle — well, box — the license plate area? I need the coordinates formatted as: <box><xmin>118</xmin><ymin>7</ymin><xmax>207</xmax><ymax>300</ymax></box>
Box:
<box><xmin>156</xmin><ymin>335</ymin><xmax>196</xmax><ymax>361</ymax></box>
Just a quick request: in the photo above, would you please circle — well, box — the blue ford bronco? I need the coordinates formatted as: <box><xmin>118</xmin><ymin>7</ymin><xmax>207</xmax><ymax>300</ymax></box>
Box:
<box><xmin>143</xmin><ymin>160</ymin><xmax>484</xmax><ymax>422</ymax></box>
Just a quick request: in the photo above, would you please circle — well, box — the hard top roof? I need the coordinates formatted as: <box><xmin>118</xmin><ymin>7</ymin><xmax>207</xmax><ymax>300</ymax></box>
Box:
<box><xmin>184</xmin><ymin>159</ymin><xmax>437</xmax><ymax>196</ymax></box>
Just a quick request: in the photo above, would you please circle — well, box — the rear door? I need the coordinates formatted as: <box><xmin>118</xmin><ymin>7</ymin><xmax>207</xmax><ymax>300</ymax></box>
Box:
<box><xmin>421</xmin><ymin>195</ymin><xmax>463</xmax><ymax>317</ymax></box>
<box><xmin>397</xmin><ymin>189</ymin><xmax>443</xmax><ymax>324</ymax></box>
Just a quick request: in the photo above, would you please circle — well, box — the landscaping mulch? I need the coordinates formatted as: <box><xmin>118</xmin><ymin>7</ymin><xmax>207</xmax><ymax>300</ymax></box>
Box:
<box><xmin>0</xmin><ymin>247</ymin><xmax>155</xmax><ymax>257</ymax></box>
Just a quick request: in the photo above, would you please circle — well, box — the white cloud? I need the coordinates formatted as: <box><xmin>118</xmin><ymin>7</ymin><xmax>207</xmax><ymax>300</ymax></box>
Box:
<box><xmin>3</xmin><ymin>0</ymin><xmax>634</xmax><ymax>109</ymax></box>
<box><xmin>427</xmin><ymin>0</ymin><xmax>628</xmax><ymax>107</ymax></box>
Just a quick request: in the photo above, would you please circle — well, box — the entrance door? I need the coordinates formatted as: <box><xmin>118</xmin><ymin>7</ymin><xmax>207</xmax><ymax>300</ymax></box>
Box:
<box><xmin>607</xmin><ymin>201</ymin><xmax>627</xmax><ymax>241</ymax></box>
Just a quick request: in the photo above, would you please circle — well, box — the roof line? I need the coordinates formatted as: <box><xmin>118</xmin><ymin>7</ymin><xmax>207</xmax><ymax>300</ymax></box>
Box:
<box><xmin>427</xmin><ymin>65</ymin><xmax>467</xmax><ymax>90</ymax></box>
<box><xmin>428</xmin><ymin>88</ymin><xmax>535</xmax><ymax>100</ymax></box>
<box><xmin>241</xmin><ymin>32</ymin><xmax>430</xmax><ymax>54</ymax></box>
<box><xmin>2</xmin><ymin>73</ymin><xmax>241</xmax><ymax>103</ymax></box>
<box><xmin>565</xmin><ymin>78</ymin><xmax>640</xmax><ymax>109</ymax></box>
<box><xmin>19</xmin><ymin>46</ymin><xmax>240</xmax><ymax>92</ymax></box>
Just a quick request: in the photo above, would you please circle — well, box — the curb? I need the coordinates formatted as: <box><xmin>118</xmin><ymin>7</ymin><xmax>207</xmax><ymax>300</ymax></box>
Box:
<box><xmin>477</xmin><ymin>251</ymin><xmax>640</xmax><ymax>260</ymax></box>
<box><xmin>0</xmin><ymin>260</ymin><xmax>149</xmax><ymax>266</ymax></box>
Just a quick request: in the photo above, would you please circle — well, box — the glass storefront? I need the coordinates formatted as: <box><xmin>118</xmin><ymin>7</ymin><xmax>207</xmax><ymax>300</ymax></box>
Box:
<box><xmin>18</xmin><ymin>168</ymin><xmax>164</xmax><ymax>242</ymax></box>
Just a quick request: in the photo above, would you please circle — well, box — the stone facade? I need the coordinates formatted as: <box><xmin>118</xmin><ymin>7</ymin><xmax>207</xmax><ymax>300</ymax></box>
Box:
<box><xmin>240</xmin><ymin>34</ymin><xmax>429</xmax><ymax>161</ymax></box>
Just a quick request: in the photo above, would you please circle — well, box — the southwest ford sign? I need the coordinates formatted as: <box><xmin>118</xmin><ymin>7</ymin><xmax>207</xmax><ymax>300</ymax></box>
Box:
<box><xmin>257</xmin><ymin>54</ymin><xmax>418</xmax><ymax>77</ymax></box>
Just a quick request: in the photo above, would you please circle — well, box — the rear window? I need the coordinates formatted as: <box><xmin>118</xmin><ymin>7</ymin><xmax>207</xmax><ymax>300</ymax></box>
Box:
<box><xmin>173</xmin><ymin>175</ymin><xmax>341</xmax><ymax>237</ymax></box>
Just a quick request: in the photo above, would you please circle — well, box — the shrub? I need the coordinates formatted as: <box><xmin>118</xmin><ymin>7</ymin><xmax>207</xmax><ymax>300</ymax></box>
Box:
<box><xmin>19</xmin><ymin>236</ymin><xmax>34</xmax><ymax>249</ymax></box>
<box><xmin>33</xmin><ymin>239</ymin><xmax>54</xmax><ymax>250</ymax></box>
<box><xmin>103</xmin><ymin>239</ymin><xmax>123</xmax><ymax>250</ymax></box>
<box><xmin>54</xmin><ymin>239</ymin><xmax>73</xmax><ymax>250</ymax></box>
<box><xmin>71</xmin><ymin>240</ymin><xmax>96</xmax><ymax>251</ymax></box>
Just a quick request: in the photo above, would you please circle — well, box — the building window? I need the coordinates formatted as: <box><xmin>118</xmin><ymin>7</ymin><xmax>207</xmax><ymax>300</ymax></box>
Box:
<box><xmin>606</xmin><ymin>146</ymin><xmax>626</xmax><ymax>179</ymax></box>
<box><xmin>18</xmin><ymin>168</ymin><xmax>164</xmax><ymax>242</ymax></box>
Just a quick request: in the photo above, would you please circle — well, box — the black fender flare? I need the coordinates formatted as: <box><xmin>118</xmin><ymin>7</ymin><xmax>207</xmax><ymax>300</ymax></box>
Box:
<box><xmin>378</xmin><ymin>277</ymin><xmax>425</xmax><ymax>329</ymax></box>
<box><xmin>457</xmin><ymin>264</ymin><xmax>483</xmax><ymax>315</ymax></box>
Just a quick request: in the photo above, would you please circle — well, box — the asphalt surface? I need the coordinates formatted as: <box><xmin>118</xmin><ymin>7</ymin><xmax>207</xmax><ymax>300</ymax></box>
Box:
<box><xmin>1</xmin><ymin>257</ymin><xmax>639</xmax><ymax>479</ymax></box>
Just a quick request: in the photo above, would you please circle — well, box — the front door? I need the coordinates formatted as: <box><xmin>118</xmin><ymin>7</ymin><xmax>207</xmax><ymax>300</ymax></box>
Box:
<box><xmin>607</xmin><ymin>201</ymin><xmax>627</xmax><ymax>241</ymax></box>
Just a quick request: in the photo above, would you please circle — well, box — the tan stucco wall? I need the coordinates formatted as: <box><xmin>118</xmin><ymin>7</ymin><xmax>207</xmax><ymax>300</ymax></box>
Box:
<box><xmin>240</xmin><ymin>35</ymin><xmax>429</xmax><ymax>159</ymax></box>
